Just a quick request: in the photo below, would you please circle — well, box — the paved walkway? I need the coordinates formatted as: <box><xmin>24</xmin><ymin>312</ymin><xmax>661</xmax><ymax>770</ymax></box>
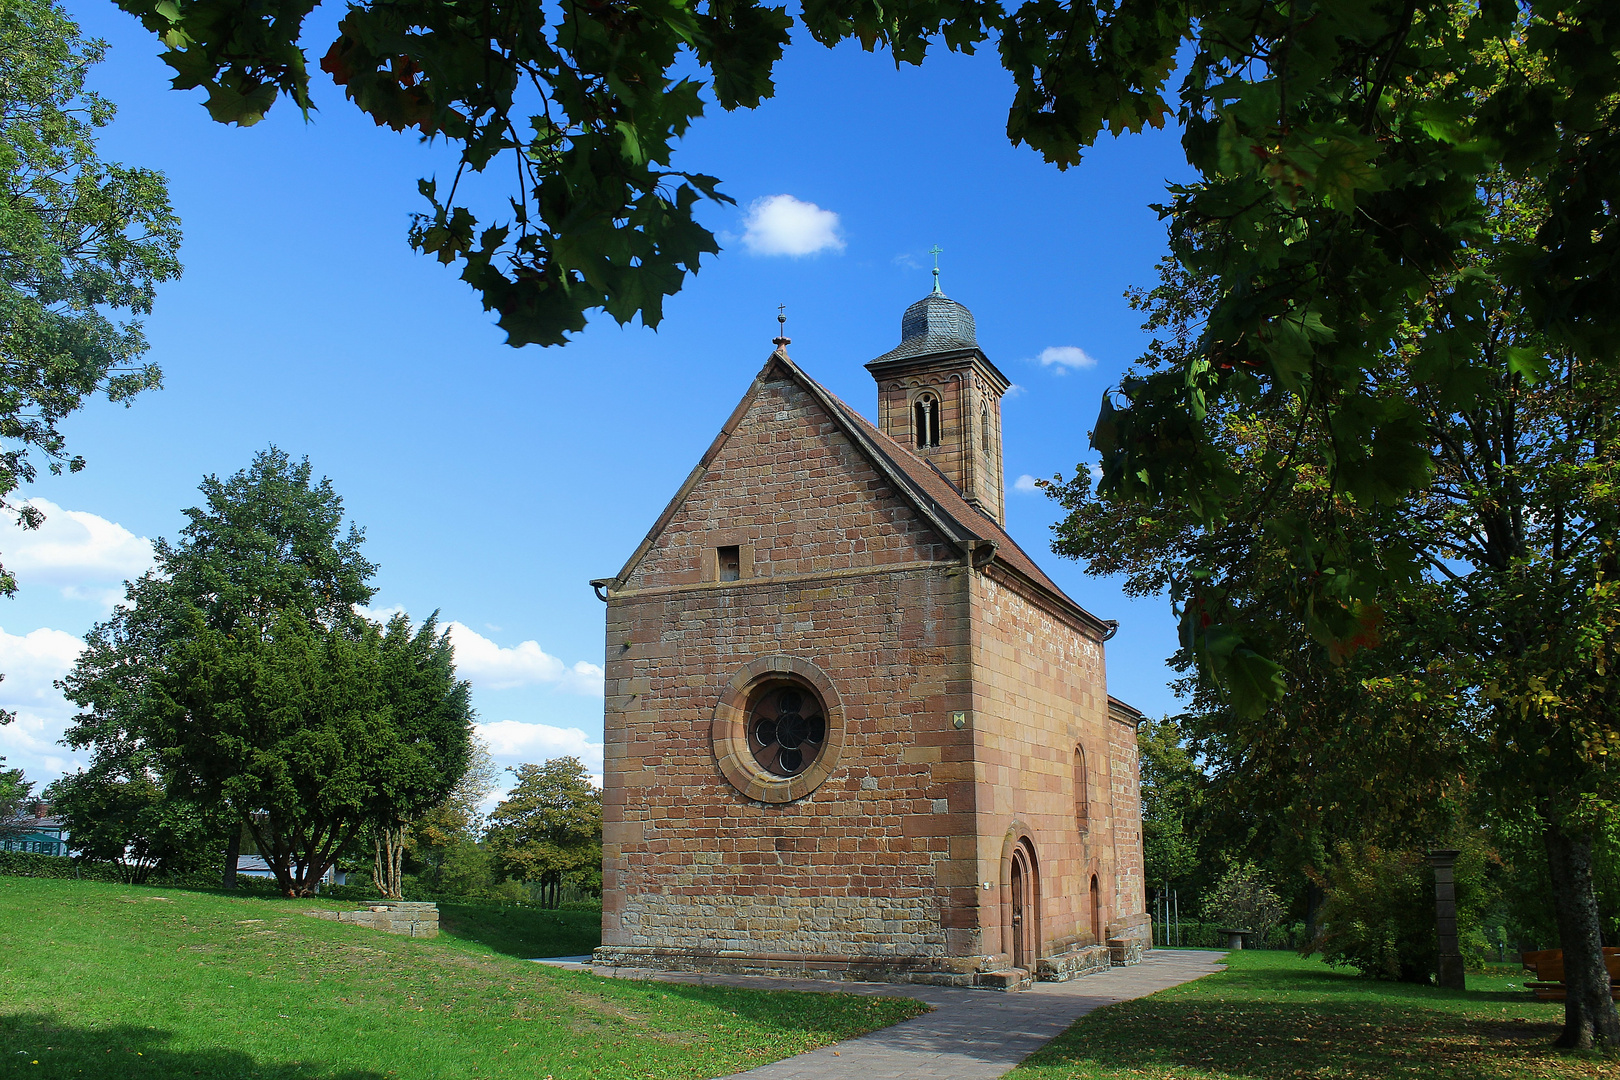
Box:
<box><xmin>535</xmin><ymin>949</ymin><xmax>1225</xmax><ymax>1080</ymax></box>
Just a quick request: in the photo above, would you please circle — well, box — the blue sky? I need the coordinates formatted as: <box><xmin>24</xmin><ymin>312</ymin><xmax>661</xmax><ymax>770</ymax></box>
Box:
<box><xmin>0</xmin><ymin>0</ymin><xmax>1196</xmax><ymax>798</ymax></box>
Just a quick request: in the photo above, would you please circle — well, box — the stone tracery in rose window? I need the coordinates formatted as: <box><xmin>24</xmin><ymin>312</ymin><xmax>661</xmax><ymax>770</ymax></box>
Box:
<box><xmin>748</xmin><ymin>684</ymin><xmax>827</xmax><ymax>777</ymax></box>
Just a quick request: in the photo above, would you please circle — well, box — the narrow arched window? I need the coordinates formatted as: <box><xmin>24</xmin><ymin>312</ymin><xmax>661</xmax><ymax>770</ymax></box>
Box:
<box><xmin>981</xmin><ymin>404</ymin><xmax>991</xmax><ymax>454</ymax></box>
<box><xmin>914</xmin><ymin>394</ymin><xmax>941</xmax><ymax>449</ymax></box>
<box><xmin>1074</xmin><ymin>744</ymin><xmax>1089</xmax><ymax>832</ymax></box>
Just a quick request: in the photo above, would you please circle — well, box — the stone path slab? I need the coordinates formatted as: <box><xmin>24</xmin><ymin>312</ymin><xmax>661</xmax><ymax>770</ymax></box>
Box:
<box><xmin>575</xmin><ymin>949</ymin><xmax>1226</xmax><ymax>1080</ymax></box>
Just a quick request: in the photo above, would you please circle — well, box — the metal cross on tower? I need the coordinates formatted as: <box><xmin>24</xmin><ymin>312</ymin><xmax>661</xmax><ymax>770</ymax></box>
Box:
<box><xmin>929</xmin><ymin>246</ymin><xmax>943</xmax><ymax>293</ymax></box>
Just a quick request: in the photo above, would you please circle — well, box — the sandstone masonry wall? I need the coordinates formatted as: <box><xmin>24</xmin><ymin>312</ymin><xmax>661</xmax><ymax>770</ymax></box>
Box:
<box><xmin>967</xmin><ymin>568</ymin><xmax>1119</xmax><ymax>964</ymax></box>
<box><xmin>601</xmin><ymin>373</ymin><xmax>977</xmax><ymax>966</ymax></box>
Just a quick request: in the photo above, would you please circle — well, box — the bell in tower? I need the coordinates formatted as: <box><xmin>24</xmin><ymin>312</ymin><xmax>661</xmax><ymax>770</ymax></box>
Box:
<box><xmin>866</xmin><ymin>270</ymin><xmax>1010</xmax><ymax>524</ymax></box>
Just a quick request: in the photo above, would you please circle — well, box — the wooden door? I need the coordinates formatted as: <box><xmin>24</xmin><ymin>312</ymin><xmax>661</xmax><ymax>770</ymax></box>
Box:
<box><xmin>1010</xmin><ymin>855</ymin><xmax>1027</xmax><ymax>970</ymax></box>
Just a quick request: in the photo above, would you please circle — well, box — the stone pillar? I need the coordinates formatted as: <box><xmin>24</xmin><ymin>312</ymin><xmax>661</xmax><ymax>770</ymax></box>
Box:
<box><xmin>1427</xmin><ymin>849</ymin><xmax>1465</xmax><ymax>990</ymax></box>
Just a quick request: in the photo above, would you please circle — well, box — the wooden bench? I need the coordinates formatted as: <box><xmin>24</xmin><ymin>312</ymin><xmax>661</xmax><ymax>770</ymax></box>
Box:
<box><xmin>1520</xmin><ymin>948</ymin><xmax>1620</xmax><ymax>1001</ymax></box>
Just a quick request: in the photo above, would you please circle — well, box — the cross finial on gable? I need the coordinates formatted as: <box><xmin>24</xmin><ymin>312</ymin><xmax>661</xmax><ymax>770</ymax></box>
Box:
<box><xmin>772</xmin><ymin>303</ymin><xmax>791</xmax><ymax>354</ymax></box>
<box><xmin>929</xmin><ymin>246</ymin><xmax>944</xmax><ymax>294</ymax></box>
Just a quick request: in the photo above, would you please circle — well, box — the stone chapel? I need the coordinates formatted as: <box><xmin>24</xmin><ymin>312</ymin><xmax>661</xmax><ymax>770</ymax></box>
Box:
<box><xmin>589</xmin><ymin>281</ymin><xmax>1152</xmax><ymax>988</ymax></box>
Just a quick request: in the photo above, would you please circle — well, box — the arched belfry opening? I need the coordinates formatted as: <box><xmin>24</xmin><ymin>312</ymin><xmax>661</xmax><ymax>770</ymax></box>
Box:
<box><xmin>913</xmin><ymin>394</ymin><xmax>941</xmax><ymax>448</ymax></box>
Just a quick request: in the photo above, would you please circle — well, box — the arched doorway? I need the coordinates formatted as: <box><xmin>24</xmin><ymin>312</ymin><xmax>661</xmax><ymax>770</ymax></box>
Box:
<box><xmin>1090</xmin><ymin>874</ymin><xmax>1102</xmax><ymax>943</ymax></box>
<box><xmin>1007</xmin><ymin>841</ymin><xmax>1039</xmax><ymax>971</ymax></box>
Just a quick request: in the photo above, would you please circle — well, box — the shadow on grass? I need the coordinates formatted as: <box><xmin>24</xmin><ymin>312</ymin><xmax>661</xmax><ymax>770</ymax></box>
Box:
<box><xmin>1018</xmin><ymin>986</ymin><xmax>1583</xmax><ymax>1080</ymax></box>
<box><xmin>435</xmin><ymin>902</ymin><xmax>601</xmax><ymax>960</ymax></box>
<box><xmin>2</xmin><ymin>1014</ymin><xmax>385</xmax><ymax>1080</ymax></box>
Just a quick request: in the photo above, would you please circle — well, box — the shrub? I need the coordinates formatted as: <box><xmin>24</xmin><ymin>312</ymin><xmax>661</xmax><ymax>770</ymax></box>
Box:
<box><xmin>1311</xmin><ymin>840</ymin><xmax>1492</xmax><ymax>982</ymax></box>
<box><xmin>1203</xmin><ymin>863</ymin><xmax>1287</xmax><ymax>944</ymax></box>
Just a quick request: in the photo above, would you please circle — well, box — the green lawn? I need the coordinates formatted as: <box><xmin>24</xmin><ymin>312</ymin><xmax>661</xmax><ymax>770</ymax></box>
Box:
<box><xmin>0</xmin><ymin>877</ymin><xmax>926</xmax><ymax>1079</ymax></box>
<box><xmin>1014</xmin><ymin>949</ymin><xmax>1619</xmax><ymax>1080</ymax></box>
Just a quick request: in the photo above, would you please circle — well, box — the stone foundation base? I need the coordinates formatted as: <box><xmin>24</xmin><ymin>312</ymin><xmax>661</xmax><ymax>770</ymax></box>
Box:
<box><xmin>307</xmin><ymin>900</ymin><xmax>439</xmax><ymax>938</ymax></box>
<box><xmin>590</xmin><ymin>942</ymin><xmax>1149</xmax><ymax>991</ymax></box>
<box><xmin>1036</xmin><ymin>944</ymin><xmax>1113</xmax><ymax>982</ymax></box>
<box><xmin>591</xmin><ymin>946</ymin><xmax>1009</xmax><ymax>988</ymax></box>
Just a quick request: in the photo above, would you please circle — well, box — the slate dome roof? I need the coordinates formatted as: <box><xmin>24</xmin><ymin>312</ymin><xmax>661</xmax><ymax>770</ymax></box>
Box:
<box><xmin>871</xmin><ymin>286</ymin><xmax>978</xmax><ymax>363</ymax></box>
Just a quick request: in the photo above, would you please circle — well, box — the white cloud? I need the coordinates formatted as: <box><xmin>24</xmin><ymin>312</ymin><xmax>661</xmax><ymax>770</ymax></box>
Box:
<box><xmin>353</xmin><ymin>603</ymin><xmax>408</xmax><ymax>626</ymax></box>
<box><xmin>477</xmin><ymin>719</ymin><xmax>603</xmax><ymax>769</ymax></box>
<box><xmin>1035</xmin><ymin>346</ymin><xmax>1098</xmax><ymax>374</ymax></box>
<box><xmin>0</xmin><ymin>625</ymin><xmax>90</xmax><ymax>783</ymax></box>
<box><xmin>352</xmin><ymin>607</ymin><xmax>602</xmax><ymax>696</ymax></box>
<box><xmin>741</xmin><ymin>195</ymin><xmax>846</xmax><ymax>257</ymax></box>
<box><xmin>446</xmin><ymin>622</ymin><xmax>604</xmax><ymax>695</ymax></box>
<box><xmin>0</xmin><ymin>498</ymin><xmax>155</xmax><ymax>606</ymax></box>
<box><xmin>1013</xmin><ymin>474</ymin><xmax>1041</xmax><ymax>494</ymax></box>
<box><xmin>1004</xmin><ymin>383</ymin><xmax>1026</xmax><ymax>398</ymax></box>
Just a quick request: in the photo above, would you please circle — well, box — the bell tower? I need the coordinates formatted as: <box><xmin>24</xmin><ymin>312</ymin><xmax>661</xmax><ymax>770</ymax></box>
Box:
<box><xmin>867</xmin><ymin>273</ymin><xmax>1010</xmax><ymax>524</ymax></box>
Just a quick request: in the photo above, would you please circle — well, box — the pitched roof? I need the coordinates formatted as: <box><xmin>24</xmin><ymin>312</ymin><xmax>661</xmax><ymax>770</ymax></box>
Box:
<box><xmin>602</xmin><ymin>348</ymin><xmax>1115</xmax><ymax>638</ymax></box>
<box><xmin>774</xmin><ymin>353</ymin><xmax>1113</xmax><ymax>637</ymax></box>
<box><xmin>1108</xmin><ymin>695</ymin><xmax>1147</xmax><ymax>723</ymax></box>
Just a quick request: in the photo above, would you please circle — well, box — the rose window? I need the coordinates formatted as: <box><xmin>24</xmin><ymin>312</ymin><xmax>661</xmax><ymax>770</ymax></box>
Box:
<box><xmin>749</xmin><ymin>684</ymin><xmax>827</xmax><ymax>777</ymax></box>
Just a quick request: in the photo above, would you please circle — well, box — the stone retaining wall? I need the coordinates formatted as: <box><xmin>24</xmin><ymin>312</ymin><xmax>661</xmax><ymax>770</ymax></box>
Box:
<box><xmin>306</xmin><ymin>900</ymin><xmax>439</xmax><ymax>938</ymax></box>
<box><xmin>1035</xmin><ymin>943</ymin><xmax>1113</xmax><ymax>982</ymax></box>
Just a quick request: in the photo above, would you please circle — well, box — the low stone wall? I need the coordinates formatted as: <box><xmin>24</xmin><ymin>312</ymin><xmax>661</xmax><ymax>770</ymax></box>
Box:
<box><xmin>1107</xmin><ymin>937</ymin><xmax>1145</xmax><ymax>966</ymax></box>
<box><xmin>1035</xmin><ymin>943</ymin><xmax>1113</xmax><ymax>982</ymax></box>
<box><xmin>307</xmin><ymin>900</ymin><xmax>439</xmax><ymax>938</ymax></box>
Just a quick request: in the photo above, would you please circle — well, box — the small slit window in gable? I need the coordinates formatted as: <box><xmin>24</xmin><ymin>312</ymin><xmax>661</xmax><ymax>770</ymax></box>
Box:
<box><xmin>913</xmin><ymin>394</ymin><xmax>941</xmax><ymax>449</ymax></box>
<box><xmin>718</xmin><ymin>546</ymin><xmax>741</xmax><ymax>582</ymax></box>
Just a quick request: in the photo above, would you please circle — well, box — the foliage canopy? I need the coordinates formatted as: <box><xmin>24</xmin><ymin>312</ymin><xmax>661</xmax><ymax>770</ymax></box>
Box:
<box><xmin>0</xmin><ymin>0</ymin><xmax>181</xmax><ymax>609</ymax></box>
<box><xmin>61</xmin><ymin>449</ymin><xmax>473</xmax><ymax>897</ymax></box>
<box><xmin>486</xmin><ymin>756</ymin><xmax>602</xmax><ymax>908</ymax></box>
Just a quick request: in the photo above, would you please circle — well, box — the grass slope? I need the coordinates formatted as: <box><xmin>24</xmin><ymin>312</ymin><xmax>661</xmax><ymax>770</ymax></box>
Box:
<box><xmin>1</xmin><ymin>877</ymin><xmax>925</xmax><ymax>1079</ymax></box>
<box><xmin>1014</xmin><ymin>950</ymin><xmax>1619</xmax><ymax>1079</ymax></box>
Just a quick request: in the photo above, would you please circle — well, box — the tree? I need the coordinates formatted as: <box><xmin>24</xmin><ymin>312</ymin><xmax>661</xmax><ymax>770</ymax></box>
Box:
<box><xmin>1313</xmin><ymin>840</ymin><xmax>1494</xmax><ymax>983</ymax></box>
<box><xmin>0</xmin><ymin>765</ymin><xmax>31</xmax><ymax>816</ymax></box>
<box><xmin>110</xmin><ymin>0</ymin><xmax>1611</xmax><ymax>366</ymax></box>
<box><xmin>0</xmin><ymin>0</ymin><xmax>181</xmax><ymax>603</ymax></box>
<box><xmin>1139</xmin><ymin>717</ymin><xmax>1201</xmax><ymax>891</ymax></box>
<box><xmin>1203</xmin><ymin>862</ymin><xmax>1286</xmax><ymax>944</ymax></box>
<box><xmin>149</xmin><ymin>607</ymin><xmax>473</xmax><ymax>896</ymax></box>
<box><xmin>0</xmin><ymin>764</ymin><xmax>34</xmax><ymax>843</ymax></box>
<box><xmin>62</xmin><ymin>448</ymin><xmax>382</xmax><ymax>891</ymax></box>
<box><xmin>1048</xmin><ymin>173</ymin><xmax>1620</xmax><ymax>1043</ymax></box>
<box><xmin>392</xmin><ymin>734</ymin><xmax>498</xmax><ymax>899</ymax></box>
<box><xmin>486</xmin><ymin>757</ymin><xmax>602</xmax><ymax>909</ymax></box>
<box><xmin>43</xmin><ymin>764</ymin><xmax>217</xmax><ymax>882</ymax></box>
<box><xmin>362</xmin><ymin>639</ymin><xmax>483</xmax><ymax>901</ymax></box>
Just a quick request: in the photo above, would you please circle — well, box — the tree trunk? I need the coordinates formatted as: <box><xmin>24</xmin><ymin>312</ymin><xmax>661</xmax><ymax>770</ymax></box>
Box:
<box><xmin>1303</xmin><ymin>878</ymin><xmax>1325</xmax><ymax>950</ymax></box>
<box><xmin>1543</xmin><ymin>819</ymin><xmax>1620</xmax><ymax>1049</ymax></box>
<box><xmin>374</xmin><ymin>826</ymin><xmax>405</xmax><ymax>900</ymax></box>
<box><xmin>222</xmin><ymin>827</ymin><xmax>240</xmax><ymax>891</ymax></box>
